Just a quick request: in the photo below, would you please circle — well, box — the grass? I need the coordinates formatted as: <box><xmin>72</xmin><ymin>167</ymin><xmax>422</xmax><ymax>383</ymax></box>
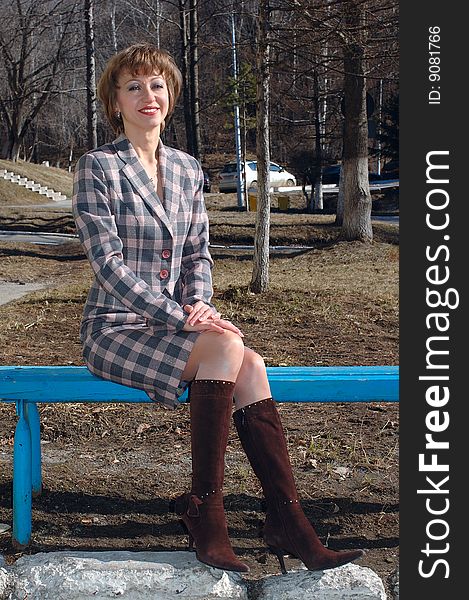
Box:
<box><xmin>0</xmin><ymin>158</ymin><xmax>74</xmax><ymax>199</ymax></box>
<box><xmin>0</xmin><ymin>170</ymin><xmax>399</xmax><ymax>369</ymax></box>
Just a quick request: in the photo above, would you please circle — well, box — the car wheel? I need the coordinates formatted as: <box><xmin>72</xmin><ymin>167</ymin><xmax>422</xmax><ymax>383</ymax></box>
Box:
<box><xmin>285</xmin><ymin>179</ymin><xmax>295</xmax><ymax>186</ymax></box>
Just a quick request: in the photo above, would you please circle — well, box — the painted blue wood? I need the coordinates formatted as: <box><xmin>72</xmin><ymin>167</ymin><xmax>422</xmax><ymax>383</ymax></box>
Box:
<box><xmin>25</xmin><ymin>403</ymin><xmax>42</xmax><ymax>495</ymax></box>
<box><xmin>0</xmin><ymin>364</ymin><xmax>399</xmax><ymax>548</ymax></box>
<box><xmin>13</xmin><ymin>400</ymin><xmax>32</xmax><ymax>548</ymax></box>
<box><xmin>0</xmin><ymin>365</ymin><xmax>399</xmax><ymax>403</ymax></box>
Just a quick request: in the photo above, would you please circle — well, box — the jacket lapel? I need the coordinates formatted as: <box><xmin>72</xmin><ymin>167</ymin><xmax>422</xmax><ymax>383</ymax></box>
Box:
<box><xmin>157</xmin><ymin>143</ymin><xmax>184</xmax><ymax>228</ymax></box>
<box><xmin>114</xmin><ymin>134</ymin><xmax>175</xmax><ymax>237</ymax></box>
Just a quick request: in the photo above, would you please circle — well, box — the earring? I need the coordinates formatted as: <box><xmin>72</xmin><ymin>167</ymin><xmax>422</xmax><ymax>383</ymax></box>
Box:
<box><xmin>116</xmin><ymin>111</ymin><xmax>121</xmax><ymax>120</ymax></box>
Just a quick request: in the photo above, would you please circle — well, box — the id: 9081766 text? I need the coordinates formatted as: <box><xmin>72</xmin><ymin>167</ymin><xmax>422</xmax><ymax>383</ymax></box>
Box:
<box><xmin>428</xmin><ymin>26</ymin><xmax>441</xmax><ymax>105</ymax></box>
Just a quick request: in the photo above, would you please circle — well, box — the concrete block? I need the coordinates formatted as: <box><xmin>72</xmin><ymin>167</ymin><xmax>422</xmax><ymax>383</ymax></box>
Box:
<box><xmin>389</xmin><ymin>569</ymin><xmax>398</xmax><ymax>599</ymax></box>
<box><xmin>5</xmin><ymin>550</ymin><xmax>249</xmax><ymax>600</ymax></box>
<box><xmin>257</xmin><ymin>564</ymin><xmax>387</xmax><ymax>600</ymax></box>
<box><xmin>0</xmin><ymin>565</ymin><xmax>12</xmax><ymax>598</ymax></box>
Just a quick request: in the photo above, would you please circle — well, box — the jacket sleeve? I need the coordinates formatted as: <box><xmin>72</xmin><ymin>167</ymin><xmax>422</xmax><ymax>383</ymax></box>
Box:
<box><xmin>72</xmin><ymin>152</ymin><xmax>187</xmax><ymax>330</ymax></box>
<box><xmin>179</xmin><ymin>164</ymin><xmax>215</xmax><ymax>308</ymax></box>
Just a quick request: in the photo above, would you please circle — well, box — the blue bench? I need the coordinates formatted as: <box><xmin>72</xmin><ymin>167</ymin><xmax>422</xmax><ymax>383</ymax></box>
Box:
<box><xmin>0</xmin><ymin>364</ymin><xmax>399</xmax><ymax>549</ymax></box>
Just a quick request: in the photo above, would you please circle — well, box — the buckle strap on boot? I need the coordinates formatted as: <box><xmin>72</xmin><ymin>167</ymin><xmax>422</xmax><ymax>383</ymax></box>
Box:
<box><xmin>187</xmin><ymin>494</ymin><xmax>203</xmax><ymax>517</ymax></box>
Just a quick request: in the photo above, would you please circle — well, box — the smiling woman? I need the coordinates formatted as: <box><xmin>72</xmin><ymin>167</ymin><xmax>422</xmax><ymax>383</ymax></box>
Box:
<box><xmin>97</xmin><ymin>45</ymin><xmax>182</xmax><ymax>137</ymax></box>
<box><xmin>71</xmin><ymin>41</ymin><xmax>363</xmax><ymax>576</ymax></box>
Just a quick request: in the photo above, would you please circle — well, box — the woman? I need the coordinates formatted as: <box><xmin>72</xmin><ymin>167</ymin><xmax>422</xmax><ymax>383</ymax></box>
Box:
<box><xmin>72</xmin><ymin>42</ymin><xmax>363</xmax><ymax>574</ymax></box>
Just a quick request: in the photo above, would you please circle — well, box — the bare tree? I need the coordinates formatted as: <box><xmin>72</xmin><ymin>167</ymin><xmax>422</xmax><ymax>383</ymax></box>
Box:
<box><xmin>250</xmin><ymin>0</ymin><xmax>271</xmax><ymax>293</ymax></box>
<box><xmin>339</xmin><ymin>0</ymin><xmax>372</xmax><ymax>241</ymax></box>
<box><xmin>0</xmin><ymin>0</ymin><xmax>78</xmax><ymax>160</ymax></box>
<box><xmin>85</xmin><ymin>0</ymin><xmax>98</xmax><ymax>150</ymax></box>
<box><xmin>178</xmin><ymin>0</ymin><xmax>202</xmax><ymax>160</ymax></box>
<box><xmin>0</xmin><ymin>0</ymin><xmax>398</xmax><ymax>174</ymax></box>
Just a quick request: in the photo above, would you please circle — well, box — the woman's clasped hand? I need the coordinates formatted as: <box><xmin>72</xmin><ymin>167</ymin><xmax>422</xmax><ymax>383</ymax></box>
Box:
<box><xmin>183</xmin><ymin>301</ymin><xmax>244</xmax><ymax>337</ymax></box>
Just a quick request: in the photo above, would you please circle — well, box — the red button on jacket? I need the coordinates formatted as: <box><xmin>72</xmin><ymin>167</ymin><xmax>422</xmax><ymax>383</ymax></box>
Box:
<box><xmin>162</xmin><ymin>249</ymin><xmax>171</xmax><ymax>259</ymax></box>
<box><xmin>159</xmin><ymin>269</ymin><xmax>169</xmax><ymax>279</ymax></box>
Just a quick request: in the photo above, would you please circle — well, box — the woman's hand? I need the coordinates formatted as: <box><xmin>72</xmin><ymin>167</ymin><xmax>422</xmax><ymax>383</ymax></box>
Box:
<box><xmin>183</xmin><ymin>301</ymin><xmax>220</xmax><ymax>325</ymax></box>
<box><xmin>182</xmin><ymin>303</ymin><xmax>243</xmax><ymax>337</ymax></box>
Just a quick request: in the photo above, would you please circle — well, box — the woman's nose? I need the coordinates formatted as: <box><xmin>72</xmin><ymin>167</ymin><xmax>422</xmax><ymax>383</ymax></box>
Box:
<box><xmin>142</xmin><ymin>85</ymin><xmax>155</xmax><ymax>101</ymax></box>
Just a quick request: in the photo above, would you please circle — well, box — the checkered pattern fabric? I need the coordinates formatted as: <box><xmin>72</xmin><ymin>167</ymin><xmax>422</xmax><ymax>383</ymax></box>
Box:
<box><xmin>72</xmin><ymin>134</ymin><xmax>214</xmax><ymax>408</ymax></box>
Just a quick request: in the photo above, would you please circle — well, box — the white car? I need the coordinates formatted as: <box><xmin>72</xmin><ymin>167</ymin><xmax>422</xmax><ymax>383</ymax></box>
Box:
<box><xmin>218</xmin><ymin>160</ymin><xmax>297</xmax><ymax>193</ymax></box>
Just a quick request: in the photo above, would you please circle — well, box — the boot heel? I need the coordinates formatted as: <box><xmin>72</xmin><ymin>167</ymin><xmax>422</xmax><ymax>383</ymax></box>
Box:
<box><xmin>268</xmin><ymin>546</ymin><xmax>288</xmax><ymax>575</ymax></box>
<box><xmin>178</xmin><ymin>519</ymin><xmax>195</xmax><ymax>551</ymax></box>
<box><xmin>187</xmin><ymin>530</ymin><xmax>195</xmax><ymax>551</ymax></box>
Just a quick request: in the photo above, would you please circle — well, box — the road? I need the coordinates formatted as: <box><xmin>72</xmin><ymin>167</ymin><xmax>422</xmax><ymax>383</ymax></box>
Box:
<box><xmin>0</xmin><ymin>230</ymin><xmax>77</xmax><ymax>245</ymax></box>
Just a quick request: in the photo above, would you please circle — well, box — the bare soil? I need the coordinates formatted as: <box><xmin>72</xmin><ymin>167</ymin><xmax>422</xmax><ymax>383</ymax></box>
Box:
<box><xmin>0</xmin><ymin>192</ymin><xmax>399</xmax><ymax>596</ymax></box>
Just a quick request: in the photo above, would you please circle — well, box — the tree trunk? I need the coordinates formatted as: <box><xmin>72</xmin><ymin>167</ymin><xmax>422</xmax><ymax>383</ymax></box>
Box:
<box><xmin>85</xmin><ymin>0</ymin><xmax>98</xmax><ymax>150</ymax></box>
<box><xmin>189</xmin><ymin>0</ymin><xmax>201</xmax><ymax>162</ymax></box>
<box><xmin>179</xmin><ymin>0</ymin><xmax>194</xmax><ymax>155</ymax></box>
<box><xmin>340</xmin><ymin>0</ymin><xmax>372</xmax><ymax>242</ymax></box>
<box><xmin>110</xmin><ymin>0</ymin><xmax>118</xmax><ymax>52</ymax></box>
<box><xmin>7</xmin><ymin>134</ymin><xmax>21</xmax><ymax>162</ymax></box>
<box><xmin>250</xmin><ymin>0</ymin><xmax>271</xmax><ymax>294</ymax></box>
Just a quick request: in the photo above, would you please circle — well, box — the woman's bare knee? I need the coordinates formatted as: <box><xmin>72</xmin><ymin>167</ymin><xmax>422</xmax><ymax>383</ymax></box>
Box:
<box><xmin>233</xmin><ymin>347</ymin><xmax>271</xmax><ymax>408</ymax></box>
<box><xmin>182</xmin><ymin>331</ymin><xmax>245</xmax><ymax>381</ymax></box>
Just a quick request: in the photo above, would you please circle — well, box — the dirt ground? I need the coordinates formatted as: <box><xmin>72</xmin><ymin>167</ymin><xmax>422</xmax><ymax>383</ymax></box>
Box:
<box><xmin>0</xmin><ymin>191</ymin><xmax>399</xmax><ymax>595</ymax></box>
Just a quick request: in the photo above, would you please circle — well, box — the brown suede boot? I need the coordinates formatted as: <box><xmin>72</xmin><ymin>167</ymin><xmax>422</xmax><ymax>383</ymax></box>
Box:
<box><xmin>173</xmin><ymin>380</ymin><xmax>249</xmax><ymax>573</ymax></box>
<box><xmin>233</xmin><ymin>397</ymin><xmax>364</xmax><ymax>573</ymax></box>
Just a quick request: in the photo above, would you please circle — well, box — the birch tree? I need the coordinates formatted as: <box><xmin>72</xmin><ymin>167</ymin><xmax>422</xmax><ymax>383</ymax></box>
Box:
<box><xmin>250</xmin><ymin>0</ymin><xmax>271</xmax><ymax>293</ymax></box>
<box><xmin>340</xmin><ymin>0</ymin><xmax>372</xmax><ymax>241</ymax></box>
<box><xmin>85</xmin><ymin>0</ymin><xmax>98</xmax><ymax>150</ymax></box>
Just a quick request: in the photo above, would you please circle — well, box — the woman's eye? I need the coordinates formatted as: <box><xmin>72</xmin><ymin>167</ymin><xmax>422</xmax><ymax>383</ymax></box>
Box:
<box><xmin>128</xmin><ymin>85</ymin><xmax>140</xmax><ymax>91</ymax></box>
<box><xmin>152</xmin><ymin>83</ymin><xmax>164</xmax><ymax>89</ymax></box>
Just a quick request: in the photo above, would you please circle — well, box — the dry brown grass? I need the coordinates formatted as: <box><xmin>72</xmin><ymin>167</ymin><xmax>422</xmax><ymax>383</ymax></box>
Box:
<box><xmin>0</xmin><ymin>159</ymin><xmax>74</xmax><ymax>198</ymax></box>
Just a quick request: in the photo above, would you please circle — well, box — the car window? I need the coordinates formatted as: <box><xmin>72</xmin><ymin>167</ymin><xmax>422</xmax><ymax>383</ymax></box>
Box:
<box><xmin>247</xmin><ymin>162</ymin><xmax>257</xmax><ymax>171</ymax></box>
<box><xmin>221</xmin><ymin>163</ymin><xmax>238</xmax><ymax>173</ymax></box>
<box><xmin>269</xmin><ymin>164</ymin><xmax>281</xmax><ymax>171</ymax></box>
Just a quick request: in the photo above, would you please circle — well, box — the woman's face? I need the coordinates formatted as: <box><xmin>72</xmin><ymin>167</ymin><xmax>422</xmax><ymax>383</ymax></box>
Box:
<box><xmin>115</xmin><ymin>70</ymin><xmax>169</xmax><ymax>136</ymax></box>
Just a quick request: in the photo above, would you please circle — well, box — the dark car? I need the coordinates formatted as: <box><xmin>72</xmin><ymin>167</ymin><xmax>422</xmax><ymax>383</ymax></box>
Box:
<box><xmin>203</xmin><ymin>171</ymin><xmax>211</xmax><ymax>193</ymax></box>
<box><xmin>321</xmin><ymin>164</ymin><xmax>392</xmax><ymax>184</ymax></box>
<box><xmin>321</xmin><ymin>164</ymin><xmax>341</xmax><ymax>185</ymax></box>
<box><xmin>381</xmin><ymin>160</ymin><xmax>399</xmax><ymax>180</ymax></box>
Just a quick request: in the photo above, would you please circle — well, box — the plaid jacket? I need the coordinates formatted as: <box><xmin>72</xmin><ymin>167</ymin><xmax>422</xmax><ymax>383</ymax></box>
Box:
<box><xmin>72</xmin><ymin>134</ymin><xmax>214</xmax><ymax>338</ymax></box>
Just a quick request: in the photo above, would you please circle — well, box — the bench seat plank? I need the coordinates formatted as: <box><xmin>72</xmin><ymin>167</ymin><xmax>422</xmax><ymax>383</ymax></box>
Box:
<box><xmin>0</xmin><ymin>365</ymin><xmax>399</xmax><ymax>403</ymax></box>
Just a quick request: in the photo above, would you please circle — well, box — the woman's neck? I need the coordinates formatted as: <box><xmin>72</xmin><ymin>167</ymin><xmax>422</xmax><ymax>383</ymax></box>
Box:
<box><xmin>125</xmin><ymin>127</ymin><xmax>161</xmax><ymax>165</ymax></box>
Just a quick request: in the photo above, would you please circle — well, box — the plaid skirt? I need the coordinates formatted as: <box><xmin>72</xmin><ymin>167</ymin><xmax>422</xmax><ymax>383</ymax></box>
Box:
<box><xmin>81</xmin><ymin>322</ymin><xmax>199</xmax><ymax>409</ymax></box>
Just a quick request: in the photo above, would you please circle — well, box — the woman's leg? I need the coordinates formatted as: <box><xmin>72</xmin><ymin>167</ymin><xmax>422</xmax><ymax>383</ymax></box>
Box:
<box><xmin>231</xmin><ymin>348</ymin><xmax>364</xmax><ymax>573</ymax></box>
<box><xmin>175</xmin><ymin>331</ymin><xmax>249</xmax><ymax>572</ymax></box>
<box><xmin>181</xmin><ymin>330</ymin><xmax>245</xmax><ymax>382</ymax></box>
<box><xmin>232</xmin><ymin>347</ymin><xmax>272</xmax><ymax>410</ymax></box>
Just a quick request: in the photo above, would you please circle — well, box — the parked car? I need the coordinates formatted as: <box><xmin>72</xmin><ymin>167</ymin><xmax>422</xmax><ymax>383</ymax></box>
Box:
<box><xmin>320</xmin><ymin>164</ymin><xmax>393</xmax><ymax>185</ymax></box>
<box><xmin>381</xmin><ymin>160</ymin><xmax>399</xmax><ymax>180</ymax></box>
<box><xmin>202</xmin><ymin>170</ymin><xmax>211</xmax><ymax>193</ymax></box>
<box><xmin>218</xmin><ymin>160</ymin><xmax>297</xmax><ymax>193</ymax></box>
<box><xmin>321</xmin><ymin>164</ymin><xmax>342</xmax><ymax>185</ymax></box>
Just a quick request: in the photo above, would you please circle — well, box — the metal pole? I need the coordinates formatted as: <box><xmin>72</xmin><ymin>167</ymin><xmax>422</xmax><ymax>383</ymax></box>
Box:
<box><xmin>231</xmin><ymin>11</ymin><xmax>245</xmax><ymax>208</ymax></box>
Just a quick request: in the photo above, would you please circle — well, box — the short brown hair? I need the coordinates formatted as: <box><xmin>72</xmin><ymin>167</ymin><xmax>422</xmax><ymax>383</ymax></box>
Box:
<box><xmin>97</xmin><ymin>43</ymin><xmax>183</xmax><ymax>134</ymax></box>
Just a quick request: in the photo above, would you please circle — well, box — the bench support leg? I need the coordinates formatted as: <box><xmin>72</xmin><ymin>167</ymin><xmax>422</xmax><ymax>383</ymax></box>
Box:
<box><xmin>13</xmin><ymin>400</ymin><xmax>32</xmax><ymax>549</ymax></box>
<box><xmin>25</xmin><ymin>402</ymin><xmax>42</xmax><ymax>496</ymax></box>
